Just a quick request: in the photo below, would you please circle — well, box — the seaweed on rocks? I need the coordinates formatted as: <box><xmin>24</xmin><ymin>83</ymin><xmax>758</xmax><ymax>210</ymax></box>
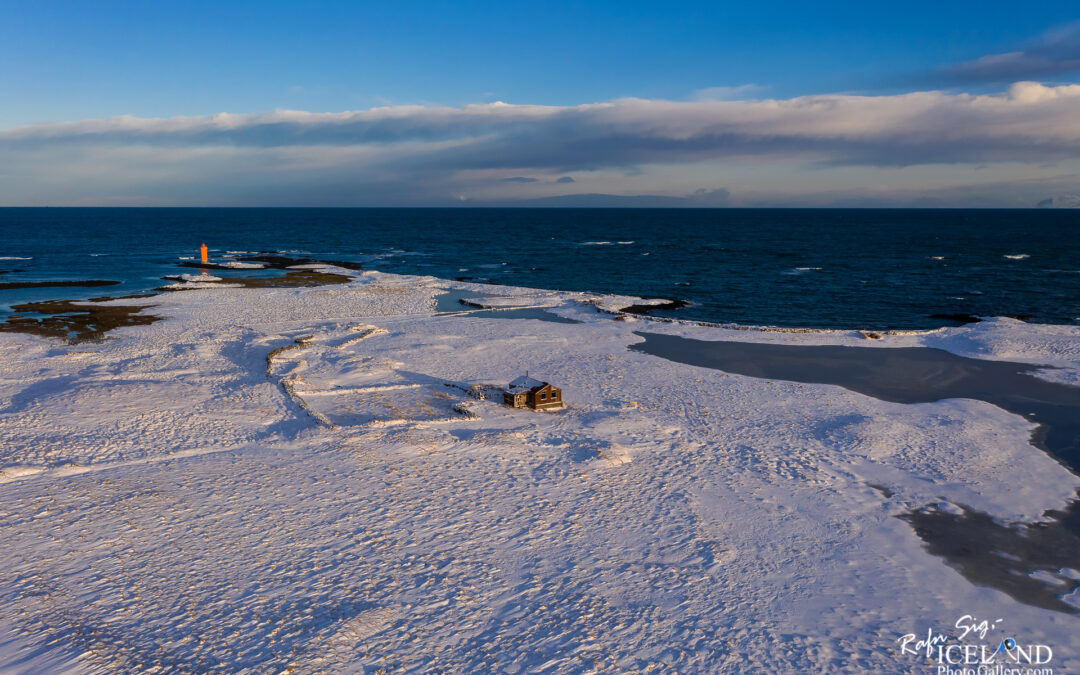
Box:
<box><xmin>0</xmin><ymin>299</ymin><xmax>159</xmax><ymax>343</ymax></box>
<box><xmin>617</xmin><ymin>299</ymin><xmax>689</xmax><ymax>315</ymax></box>
<box><xmin>163</xmin><ymin>268</ymin><xmax>351</xmax><ymax>289</ymax></box>
<box><xmin>0</xmin><ymin>279</ymin><xmax>121</xmax><ymax>290</ymax></box>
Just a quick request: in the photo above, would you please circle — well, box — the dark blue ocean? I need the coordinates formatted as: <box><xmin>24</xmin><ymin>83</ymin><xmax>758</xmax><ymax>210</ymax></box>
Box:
<box><xmin>1</xmin><ymin>208</ymin><xmax>1077</xmax><ymax>330</ymax></box>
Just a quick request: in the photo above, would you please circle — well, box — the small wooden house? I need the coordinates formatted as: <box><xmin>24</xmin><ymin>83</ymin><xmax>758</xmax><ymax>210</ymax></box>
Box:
<box><xmin>503</xmin><ymin>375</ymin><xmax>564</xmax><ymax>410</ymax></box>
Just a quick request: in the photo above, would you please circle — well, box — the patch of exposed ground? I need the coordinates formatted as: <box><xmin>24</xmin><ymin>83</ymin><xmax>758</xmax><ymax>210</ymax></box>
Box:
<box><xmin>178</xmin><ymin>254</ymin><xmax>364</xmax><ymax>272</ymax></box>
<box><xmin>172</xmin><ymin>254</ymin><xmax>355</xmax><ymax>288</ymax></box>
<box><xmin>0</xmin><ymin>299</ymin><xmax>159</xmax><ymax>343</ymax></box>
<box><xmin>0</xmin><ymin>280</ymin><xmax>121</xmax><ymax>290</ymax></box>
<box><xmin>163</xmin><ymin>268</ymin><xmax>351</xmax><ymax>290</ymax></box>
<box><xmin>617</xmin><ymin>299</ymin><xmax>689</xmax><ymax>315</ymax></box>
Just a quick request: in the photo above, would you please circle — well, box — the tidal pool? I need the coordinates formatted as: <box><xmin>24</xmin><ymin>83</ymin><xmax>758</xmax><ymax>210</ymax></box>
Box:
<box><xmin>435</xmin><ymin>289</ymin><xmax>580</xmax><ymax>324</ymax></box>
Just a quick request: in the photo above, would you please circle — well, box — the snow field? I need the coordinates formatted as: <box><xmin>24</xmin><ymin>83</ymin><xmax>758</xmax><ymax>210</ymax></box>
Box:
<box><xmin>0</xmin><ymin>270</ymin><xmax>1078</xmax><ymax>672</ymax></box>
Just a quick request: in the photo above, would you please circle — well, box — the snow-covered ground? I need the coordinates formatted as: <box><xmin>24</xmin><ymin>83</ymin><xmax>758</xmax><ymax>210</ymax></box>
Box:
<box><xmin>1</xmin><ymin>270</ymin><xmax>1078</xmax><ymax>673</ymax></box>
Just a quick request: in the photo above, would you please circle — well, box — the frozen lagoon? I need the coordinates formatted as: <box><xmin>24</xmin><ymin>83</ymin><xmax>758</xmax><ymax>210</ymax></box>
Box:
<box><xmin>630</xmin><ymin>331</ymin><xmax>1080</xmax><ymax>614</ymax></box>
<box><xmin>1</xmin><ymin>268</ymin><xmax>1079</xmax><ymax>673</ymax></box>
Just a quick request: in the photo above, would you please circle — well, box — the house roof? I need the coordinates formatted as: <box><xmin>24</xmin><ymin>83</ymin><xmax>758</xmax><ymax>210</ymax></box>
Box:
<box><xmin>508</xmin><ymin>375</ymin><xmax>548</xmax><ymax>393</ymax></box>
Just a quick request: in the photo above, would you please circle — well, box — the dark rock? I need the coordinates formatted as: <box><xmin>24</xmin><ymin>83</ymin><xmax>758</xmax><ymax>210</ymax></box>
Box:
<box><xmin>0</xmin><ymin>280</ymin><xmax>120</xmax><ymax>290</ymax></box>
<box><xmin>618</xmin><ymin>299</ymin><xmax>689</xmax><ymax>315</ymax></box>
<box><xmin>929</xmin><ymin>313</ymin><xmax>982</xmax><ymax>324</ymax></box>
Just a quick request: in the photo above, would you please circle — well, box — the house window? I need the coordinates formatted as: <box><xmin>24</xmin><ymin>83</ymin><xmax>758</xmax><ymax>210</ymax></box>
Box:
<box><xmin>552</xmin><ymin>390</ymin><xmax>559</xmax><ymax>399</ymax></box>
<box><xmin>540</xmin><ymin>392</ymin><xmax>547</xmax><ymax>400</ymax></box>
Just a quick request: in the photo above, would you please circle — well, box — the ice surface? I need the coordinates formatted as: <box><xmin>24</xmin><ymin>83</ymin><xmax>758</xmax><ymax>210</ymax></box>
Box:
<box><xmin>1</xmin><ymin>270</ymin><xmax>1078</xmax><ymax>672</ymax></box>
<box><xmin>218</xmin><ymin>261</ymin><xmax>265</xmax><ymax>269</ymax></box>
<box><xmin>177</xmin><ymin>273</ymin><xmax>222</xmax><ymax>282</ymax></box>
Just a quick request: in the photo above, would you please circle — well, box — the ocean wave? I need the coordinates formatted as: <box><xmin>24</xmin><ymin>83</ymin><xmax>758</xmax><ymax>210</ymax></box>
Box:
<box><xmin>164</xmin><ymin>273</ymin><xmax>223</xmax><ymax>282</ymax></box>
<box><xmin>0</xmin><ymin>256</ymin><xmax>32</xmax><ymax>260</ymax></box>
<box><xmin>370</xmin><ymin>249</ymin><xmax>429</xmax><ymax>259</ymax></box>
<box><xmin>1004</xmin><ymin>254</ymin><xmax>1030</xmax><ymax>260</ymax></box>
<box><xmin>219</xmin><ymin>261</ymin><xmax>265</xmax><ymax>269</ymax></box>
<box><xmin>782</xmin><ymin>267</ymin><xmax>823</xmax><ymax>276</ymax></box>
<box><xmin>581</xmin><ymin>241</ymin><xmax>636</xmax><ymax>246</ymax></box>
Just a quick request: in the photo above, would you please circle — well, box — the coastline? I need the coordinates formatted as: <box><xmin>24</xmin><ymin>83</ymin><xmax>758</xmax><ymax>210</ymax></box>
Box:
<box><xmin>4</xmin><ymin>206</ymin><xmax>1079</xmax><ymax>331</ymax></box>
<box><xmin>1</xmin><ymin>266</ymin><xmax>1078</xmax><ymax>671</ymax></box>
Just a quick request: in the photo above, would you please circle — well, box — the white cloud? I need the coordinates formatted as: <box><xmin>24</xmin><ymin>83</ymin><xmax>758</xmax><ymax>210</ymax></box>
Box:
<box><xmin>3</xmin><ymin>83</ymin><xmax>1080</xmax><ymax>205</ymax></box>
<box><xmin>936</xmin><ymin>22</ymin><xmax>1080</xmax><ymax>83</ymax></box>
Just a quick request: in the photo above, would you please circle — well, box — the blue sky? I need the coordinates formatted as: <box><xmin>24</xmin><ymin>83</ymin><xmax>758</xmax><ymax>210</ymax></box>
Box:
<box><xmin>3</xmin><ymin>1</ymin><xmax>1080</xmax><ymax>206</ymax></box>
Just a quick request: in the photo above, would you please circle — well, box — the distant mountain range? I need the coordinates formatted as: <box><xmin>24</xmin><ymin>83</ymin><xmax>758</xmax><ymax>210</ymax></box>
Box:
<box><xmin>1037</xmin><ymin>195</ymin><xmax>1080</xmax><ymax>208</ymax></box>
<box><xmin>498</xmin><ymin>188</ymin><xmax>732</xmax><ymax>208</ymax></box>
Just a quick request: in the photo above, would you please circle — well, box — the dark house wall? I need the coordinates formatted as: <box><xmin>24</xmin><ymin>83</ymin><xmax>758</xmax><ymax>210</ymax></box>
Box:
<box><xmin>528</xmin><ymin>385</ymin><xmax>563</xmax><ymax>409</ymax></box>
